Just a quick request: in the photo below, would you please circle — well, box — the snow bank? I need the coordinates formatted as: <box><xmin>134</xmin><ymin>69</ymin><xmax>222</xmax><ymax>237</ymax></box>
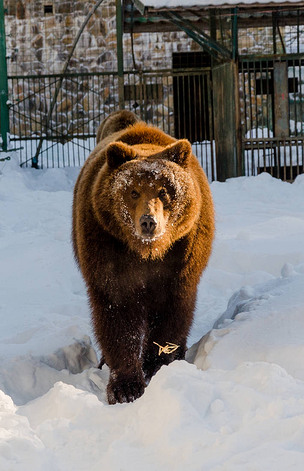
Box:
<box><xmin>189</xmin><ymin>265</ymin><xmax>304</xmax><ymax>379</ymax></box>
<box><xmin>4</xmin><ymin>361</ymin><xmax>304</xmax><ymax>470</ymax></box>
<box><xmin>1</xmin><ymin>155</ymin><xmax>304</xmax><ymax>469</ymax></box>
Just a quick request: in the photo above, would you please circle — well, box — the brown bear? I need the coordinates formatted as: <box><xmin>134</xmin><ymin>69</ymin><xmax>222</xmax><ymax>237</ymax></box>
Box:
<box><xmin>72</xmin><ymin>110</ymin><xmax>214</xmax><ymax>405</ymax></box>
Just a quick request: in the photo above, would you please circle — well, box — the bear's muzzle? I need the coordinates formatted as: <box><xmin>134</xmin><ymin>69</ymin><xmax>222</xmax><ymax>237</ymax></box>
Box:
<box><xmin>140</xmin><ymin>214</ymin><xmax>157</xmax><ymax>236</ymax></box>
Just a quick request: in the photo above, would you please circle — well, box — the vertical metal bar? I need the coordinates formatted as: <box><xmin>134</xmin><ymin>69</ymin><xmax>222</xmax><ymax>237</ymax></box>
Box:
<box><xmin>182</xmin><ymin>73</ymin><xmax>186</xmax><ymax>138</ymax></box>
<box><xmin>194</xmin><ymin>74</ymin><xmax>201</xmax><ymax>169</ymax></box>
<box><xmin>0</xmin><ymin>0</ymin><xmax>9</xmax><ymax>151</ymax></box>
<box><xmin>274</xmin><ymin>61</ymin><xmax>289</xmax><ymax>141</ymax></box>
<box><xmin>276</xmin><ymin>142</ymin><xmax>280</xmax><ymax>178</ymax></box>
<box><xmin>289</xmin><ymin>138</ymin><xmax>292</xmax><ymax>180</ymax></box>
<box><xmin>22</xmin><ymin>77</ymin><xmax>27</xmax><ymax>165</ymax></box>
<box><xmin>231</xmin><ymin>7</ymin><xmax>238</xmax><ymax>61</ymax></box>
<box><xmin>196</xmin><ymin>72</ymin><xmax>201</xmax><ymax>165</ymax></box>
<box><xmin>116</xmin><ymin>0</ymin><xmax>124</xmax><ymax>109</ymax></box>
<box><xmin>143</xmin><ymin>73</ymin><xmax>147</xmax><ymax>123</ymax></box>
<box><xmin>208</xmin><ymin>8</ymin><xmax>216</xmax><ymax>178</ymax></box>
<box><xmin>124</xmin><ymin>71</ymin><xmax>128</xmax><ymax>110</ymax></box>
<box><xmin>251</xmin><ymin>140</ymin><xmax>254</xmax><ymax>176</ymax></box>
<box><xmin>51</xmin><ymin>78</ymin><xmax>55</xmax><ymax>168</ymax></box>
<box><xmin>167</xmin><ymin>74</ymin><xmax>171</xmax><ymax>134</ymax></box>
<box><xmin>192</xmin><ymin>72</ymin><xmax>198</xmax><ymax>167</ymax></box>
<box><xmin>241</xmin><ymin>60</ymin><xmax>247</xmax><ymax>136</ymax></box>
<box><xmin>296</xmin><ymin>140</ymin><xmax>300</xmax><ymax>177</ymax></box>
<box><xmin>248</xmin><ymin>63</ymin><xmax>253</xmax><ymax>138</ymax></box>
<box><xmin>138</xmin><ymin>71</ymin><xmax>143</xmax><ymax>120</ymax></box>
<box><xmin>175</xmin><ymin>72</ymin><xmax>180</xmax><ymax>138</ymax></box>
<box><xmin>70</xmin><ymin>76</ymin><xmax>73</xmax><ymax>168</ymax></box>
<box><xmin>254</xmin><ymin>61</ymin><xmax>258</xmax><ymax>139</ymax></box>
<box><xmin>206</xmin><ymin>69</ymin><xmax>215</xmax><ymax>180</ymax></box>
<box><xmin>129</xmin><ymin>72</ymin><xmax>133</xmax><ymax>112</ymax></box>
<box><xmin>52</xmin><ymin>76</ymin><xmax>56</xmax><ymax>167</ymax></box>
<box><xmin>259</xmin><ymin>61</ymin><xmax>264</xmax><ymax>134</ymax></box>
<box><xmin>188</xmin><ymin>73</ymin><xmax>192</xmax><ymax>142</ymax></box>
<box><xmin>159</xmin><ymin>74</ymin><xmax>162</xmax><ymax>130</ymax></box>
<box><xmin>266</xmin><ymin>60</ymin><xmax>270</xmax><ymax>137</ymax></box>
<box><xmin>299</xmin><ymin>62</ymin><xmax>303</xmax><ymax>135</ymax></box>
<box><xmin>292</xmin><ymin>60</ymin><xmax>296</xmax><ymax>135</ymax></box>
<box><xmin>283</xmin><ymin>139</ymin><xmax>286</xmax><ymax>180</ymax></box>
<box><xmin>272</xmin><ymin>12</ymin><xmax>277</xmax><ymax>55</ymax></box>
<box><xmin>295</xmin><ymin>139</ymin><xmax>299</xmax><ymax>176</ymax></box>
<box><xmin>160</xmin><ymin>76</ymin><xmax>164</xmax><ymax>131</ymax></box>
<box><xmin>297</xmin><ymin>10</ymin><xmax>300</xmax><ymax>54</ymax></box>
<box><xmin>41</xmin><ymin>77</ymin><xmax>45</xmax><ymax>163</ymax></box>
<box><xmin>161</xmin><ymin>74</ymin><xmax>164</xmax><ymax>132</ymax></box>
<box><xmin>17</xmin><ymin>78</ymin><xmax>21</xmax><ymax>150</ymax></box>
<box><xmin>79</xmin><ymin>76</ymin><xmax>84</xmax><ymax>167</ymax></box>
<box><xmin>167</xmin><ymin>74</ymin><xmax>171</xmax><ymax>136</ymax></box>
<box><xmin>52</xmin><ymin>77</ymin><xmax>56</xmax><ymax>168</ymax></box>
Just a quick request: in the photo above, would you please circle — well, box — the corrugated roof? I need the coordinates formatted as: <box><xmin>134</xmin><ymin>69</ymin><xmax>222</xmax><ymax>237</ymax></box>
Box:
<box><xmin>134</xmin><ymin>0</ymin><xmax>304</xmax><ymax>12</ymax></box>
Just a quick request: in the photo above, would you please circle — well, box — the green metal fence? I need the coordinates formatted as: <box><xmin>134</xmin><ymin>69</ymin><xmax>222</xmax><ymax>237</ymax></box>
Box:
<box><xmin>239</xmin><ymin>55</ymin><xmax>304</xmax><ymax>180</ymax></box>
<box><xmin>7</xmin><ymin>68</ymin><xmax>216</xmax><ymax>181</ymax></box>
<box><xmin>6</xmin><ymin>59</ymin><xmax>304</xmax><ymax>182</ymax></box>
<box><xmin>0</xmin><ymin>0</ymin><xmax>9</xmax><ymax>152</ymax></box>
<box><xmin>9</xmin><ymin>72</ymin><xmax>118</xmax><ymax>168</ymax></box>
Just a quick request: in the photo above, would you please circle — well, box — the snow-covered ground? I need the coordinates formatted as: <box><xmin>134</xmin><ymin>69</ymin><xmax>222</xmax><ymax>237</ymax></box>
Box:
<box><xmin>1</xmin><ymin>155</ymin><xmax>304</xmax><ymax>470</ymax></box>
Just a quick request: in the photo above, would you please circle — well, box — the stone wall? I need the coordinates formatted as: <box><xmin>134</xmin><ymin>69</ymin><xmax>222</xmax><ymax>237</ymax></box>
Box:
<box><xmin>4</xmin><ymin>0</ymin><xmax>199</xmax><ymax>75</ymax></box>
<box><xmin>4</xmin><ymin>0</ymin><xmax>201</xmax><ymax>140</ymax></box>
<box><xmin>4</xmin><ymin>0</ymin><xmax>118</xmax><ymax>75</ymax></box>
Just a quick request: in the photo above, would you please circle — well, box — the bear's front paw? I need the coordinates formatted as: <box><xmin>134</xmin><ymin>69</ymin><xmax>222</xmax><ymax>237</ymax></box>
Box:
<box><xmin>107</xmin><ymin>371</ymin><xmax>145</xmax><ymax>405</ymax></box>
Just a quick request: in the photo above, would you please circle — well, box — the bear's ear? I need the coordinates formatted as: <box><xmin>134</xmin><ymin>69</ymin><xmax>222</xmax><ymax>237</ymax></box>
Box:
<box><xmin>158</xmin><ymin>139</ymin><xmax>192</xmax><ymax>167</ymax></box>
<box><xmin>106</xmin><ymin>142</ymin><xmax>137</xmax><ymax>169</ymax></box>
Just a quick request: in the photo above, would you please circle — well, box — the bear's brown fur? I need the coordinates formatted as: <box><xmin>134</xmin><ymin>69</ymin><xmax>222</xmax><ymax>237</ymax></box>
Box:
<box><xmin>72</xmin><ymin>111</ymin><xmax>214</xmax><ymax>404</ymax></box>
<box><xmin>96</xmin><ymin>109</ymin><xmax>139</xmax><ymax>143</ymax></box>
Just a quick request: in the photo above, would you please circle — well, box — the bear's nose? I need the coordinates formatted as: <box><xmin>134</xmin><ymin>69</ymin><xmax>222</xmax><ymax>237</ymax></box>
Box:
<box><xmin>140</xmin><ymin>215</ymin><xmax>157</xmax><ymax>235</ymax></box>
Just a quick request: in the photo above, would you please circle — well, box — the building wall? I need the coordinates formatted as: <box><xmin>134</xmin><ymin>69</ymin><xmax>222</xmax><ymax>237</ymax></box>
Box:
<box><xmin>4</xmin><ymin>0</ymin><xmax>118</xmax><ymax>75</ymax></box>
<box><xmin>4</xmin><ymin>0</ymin><xmax>202</xmax><ymax>139</ymax></box>
<box><xmin>4</xmin><ymin>0</ymin><xmax>199</xmax><ymax>75</ymax></box>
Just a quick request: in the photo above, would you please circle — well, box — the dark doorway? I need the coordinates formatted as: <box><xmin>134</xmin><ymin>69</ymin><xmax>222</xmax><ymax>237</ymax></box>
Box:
<box><xmin>172</xmin><ymin>52</ymin><xmax>212</xmax><ymax>142</ymax></box>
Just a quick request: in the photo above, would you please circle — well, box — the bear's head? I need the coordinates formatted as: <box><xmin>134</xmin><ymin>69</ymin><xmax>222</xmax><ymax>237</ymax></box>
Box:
<box><xmin>92</xmin><ymin>139</ymin><xmax>202</xmax><ymax>260</ymax></box>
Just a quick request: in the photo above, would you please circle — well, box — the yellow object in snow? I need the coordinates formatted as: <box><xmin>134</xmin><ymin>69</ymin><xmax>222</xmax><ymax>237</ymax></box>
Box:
<box><xmin>153</xmin><ymin>342</ymin><xmax>180</xmax><ymax>356</ymax></box>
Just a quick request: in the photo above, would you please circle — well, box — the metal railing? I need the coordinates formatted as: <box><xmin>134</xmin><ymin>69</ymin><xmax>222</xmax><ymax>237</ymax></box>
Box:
<box><xmin>243</xmin><ymin>137</ymin><xmax>304</xmax><ymax>181</ymax></box>
<box><xmin>7</xmin><ymin>68</ymin><xmax>217</xmax><ymax>181</ymax></box>
<box><xmin>239</xmin><ymin>55</ymin><xmax>304</xmax><ymax>180</ymax></box>
<box><xmin>9</xmin><ymin>60</ymin><xmax>304</xmax><ymax>182</ymax></box>
<box><xmin>8</xmin><ymin>72</ymin><xmax>119</xmax><ymax>168</ymax></box>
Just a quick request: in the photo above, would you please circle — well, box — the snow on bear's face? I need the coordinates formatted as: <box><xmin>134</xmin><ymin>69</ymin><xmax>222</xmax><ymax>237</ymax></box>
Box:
<box><xmin>93</xmin><ymin>140</ymin><xmax>201</xmax><ymax>260</ymax></box>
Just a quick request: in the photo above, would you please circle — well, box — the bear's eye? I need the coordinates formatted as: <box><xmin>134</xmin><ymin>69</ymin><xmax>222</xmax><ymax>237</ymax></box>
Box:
<box><xmin>131</xmin><ymin>190</ymin><xmax>140</xmax><ymax>199</ymax></box>
<box><xmin>158</xmin><ymin>188</ymin><xmax>167</xmax><ymax>200</ymax></box>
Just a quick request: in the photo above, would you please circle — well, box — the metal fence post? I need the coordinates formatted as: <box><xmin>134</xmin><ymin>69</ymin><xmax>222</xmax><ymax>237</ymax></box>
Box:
<box><xmin>116</xmin><ymin>0</ymin><xmax>124</xmax><ymax>109</ymax></box>
<box><xmin>231</xmin><ymin>8</ymin><xmax>238</xmax><ymax>61</ymax></box>
<box><xmin>0</xmin><ymin>0</ymin><xmax>9</xmax><ymax>152</ymax></box>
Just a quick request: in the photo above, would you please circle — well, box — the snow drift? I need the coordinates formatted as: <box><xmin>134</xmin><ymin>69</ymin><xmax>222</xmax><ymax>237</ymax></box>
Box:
<box><xmin>1</xmin><ymin>156</ymin><xmax>304</xmax><ymax>469</ymax></box>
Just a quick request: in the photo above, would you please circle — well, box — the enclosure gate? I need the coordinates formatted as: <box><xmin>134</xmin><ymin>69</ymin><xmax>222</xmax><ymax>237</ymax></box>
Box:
<box><xmin>239</xmin><ymin>55</ymin><xmax>304</xmax><ymax>181</ymax></box>
<box><xmin>8</xmin><ymin>68</ymin><xmax>216</xmax><ymax>181</ymax></box>
<box><xmin>10</xmin><ymin>59</ymin><xmax>304</xmax><ymax>182</ymax></box>
<box><xmin>8</xmin><ymin>72</ymin><xmax>119</xmax><ymax>168</ymax></box>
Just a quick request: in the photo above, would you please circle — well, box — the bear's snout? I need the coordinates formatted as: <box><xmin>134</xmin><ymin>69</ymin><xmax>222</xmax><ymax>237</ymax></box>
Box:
<box><xmin>140</xmin><ymin>214</ymin><xmax>157</xmax><ymax>236</ymax></box>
